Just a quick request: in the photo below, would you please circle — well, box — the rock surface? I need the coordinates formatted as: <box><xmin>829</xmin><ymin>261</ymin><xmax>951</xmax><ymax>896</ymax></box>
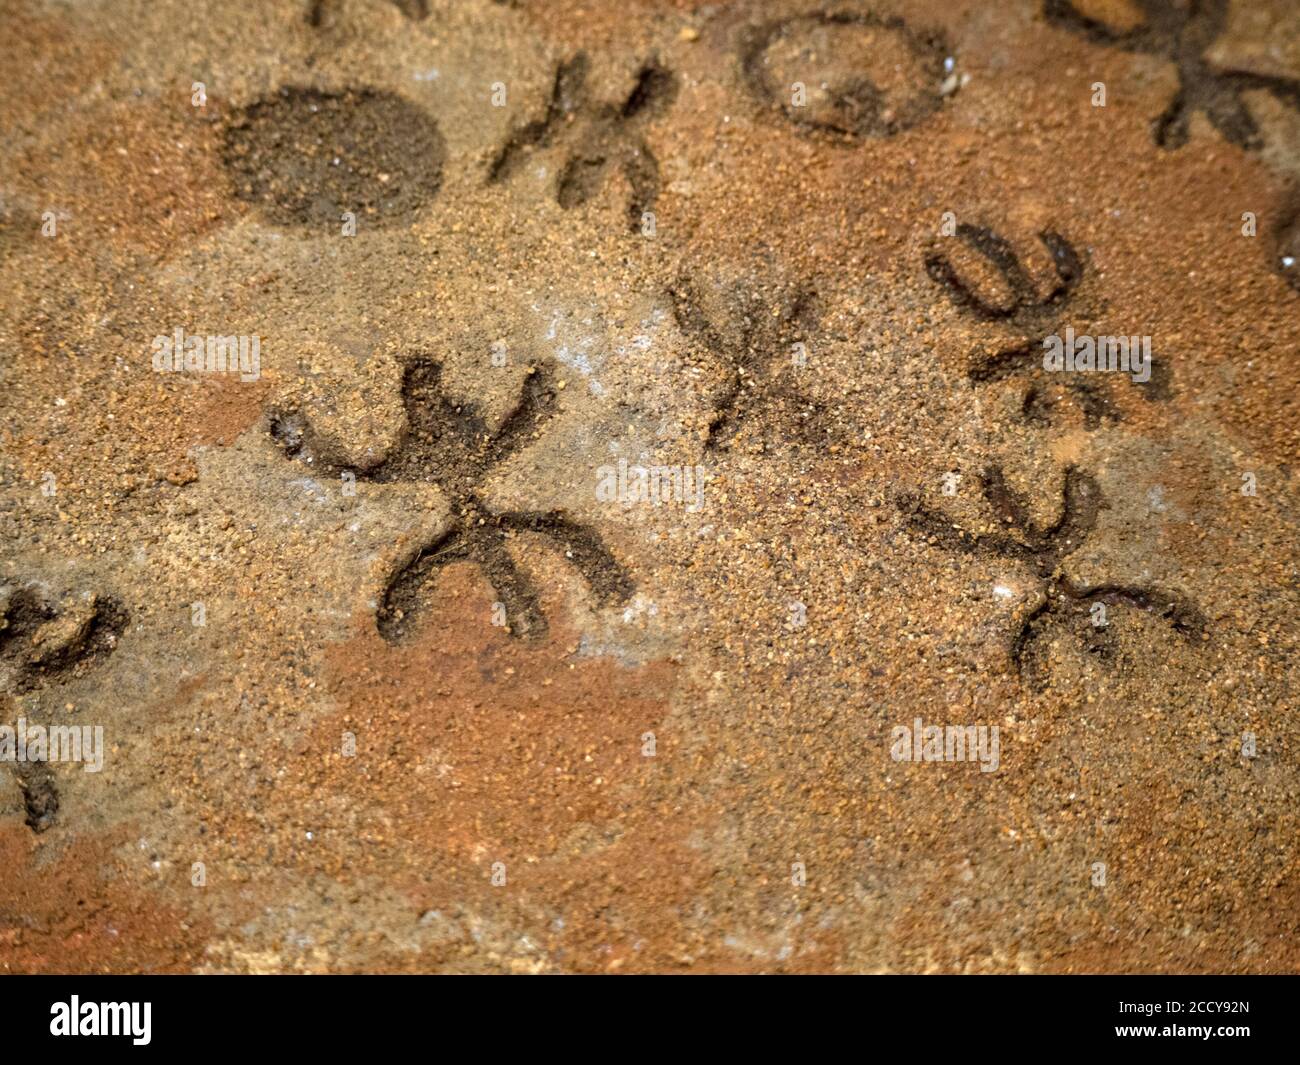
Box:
<box><xmin>0</xmin><ymin>0</ymin><xmax>1297</xmax><ymax>973</ymax></box>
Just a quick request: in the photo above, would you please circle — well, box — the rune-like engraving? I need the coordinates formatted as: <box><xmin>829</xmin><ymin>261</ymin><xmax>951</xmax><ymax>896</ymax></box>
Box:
<box><xmin>488</xmin><ymin>53</ymin><xmax>677</xmax><ymax>231</ymax></box>
<box><xmin>900</xmin><ymin>466</ymin><xmax>1203</xmax><ymax>687</ymax></box>
<box><xmin>740</xmin><ymin>11</ymin><xmax>952</xmax><ymax>142</ymax></box>
<box><xmin>669</xmin><ymin>273</ymin><xmax>832</xmax><ymax>451</ymax></box>
<box><xmin>271</xmin><ymin>359</ymin><xmax>633</xmax><ymax>640</ymax></box>
<box><xmin>1045</xmin><ymin>0</ymin><xmax>1300</xmax><ymax>150</ymax></box>
<box><xmin>926</xmin><ymin>224</ymin><xmax>1170</xmax><ymax>427</ymax></box>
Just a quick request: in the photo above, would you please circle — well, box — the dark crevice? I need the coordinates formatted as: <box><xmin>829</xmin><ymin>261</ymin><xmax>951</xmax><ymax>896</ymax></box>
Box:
<box><xmin>621</xmin><ymin>61</ymin><xmax>677</xmax><ymax>120</ymax></box>
<box><xmin>488</xmin><ymin>55</ymin><xmax>589</xmax><ymax>184</ymax></box>
<box><xmin>15</xmin><ymin>761</ymin><xmax>58</xmax><ymax>834</ymax></box>
<box><xmin>925</xmin><ymin>225</ymin><xmax>1082</xmax><ymax>325</ymax></box>
<box><xmin>1</xmin><ymin>588</ymin><xmax>128</xmax><ymax>695</ymax></box>
<box><xmin>1</xmin><ymin>588</ymin><xmax>127</xmax><ymax>834</ymax></box>
<box><xmin>498</xmin><ymin>511</ymin><xmax>635</xmax><ymax>605</ymax></box>
<box><xmin>1013</xmin><ymin>578</ymin><xmax>1206</xmax><ymax>689</ymax></box>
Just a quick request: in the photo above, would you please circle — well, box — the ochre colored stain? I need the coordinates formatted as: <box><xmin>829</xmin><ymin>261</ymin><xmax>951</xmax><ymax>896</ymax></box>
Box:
<box><xmin>26</xmin><ymin>99</ymin><xmax>230</xmax><ymax>258</ymax></box>
<box><xmin>0</xmin><ymin>824</ymin><xmax>212</xmax><ymax>974</ymax></box>
<box><xmin>192</xmin><ymin>377</ymin><xmax>273</xmax><ymax>448</ymax></box>
<box><xmin>313</xmin><ymin>564</ymin><xmax>674</xmax><ymax>852</ymax></box>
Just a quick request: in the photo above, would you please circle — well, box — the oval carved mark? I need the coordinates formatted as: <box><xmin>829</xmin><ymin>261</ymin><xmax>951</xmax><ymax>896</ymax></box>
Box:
<box><xmin>741</xmin><ymin>12</ymin><xmax>950</xmax><ymax>142</ymax></box>
<box><xmin>222</xmin><ymin>86</ymin><xmax>446</xmax><ymax>228</ymax></box>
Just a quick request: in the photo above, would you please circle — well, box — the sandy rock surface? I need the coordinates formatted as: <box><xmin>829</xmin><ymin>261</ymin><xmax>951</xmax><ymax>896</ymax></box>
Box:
<box><xmin>1</xmin><ymin>0</ymin><xmax>1297</xmax><ymax>973</ymax></box>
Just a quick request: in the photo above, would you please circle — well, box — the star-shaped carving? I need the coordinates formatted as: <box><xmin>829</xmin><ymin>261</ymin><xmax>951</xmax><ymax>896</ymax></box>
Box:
<box><xmin>488</xmin><ymin>53</ymin><xmax>677</xmax><ymax>231</ymax></box>
<box><xmin>669</xmin><ymin>273</ymin><xmax>831</xmax><ymax>451</ymax></box>
<box><xmin>271</xmin><ymin>358</ymin><xmax>633</xmax><ymax>640</ymax></box>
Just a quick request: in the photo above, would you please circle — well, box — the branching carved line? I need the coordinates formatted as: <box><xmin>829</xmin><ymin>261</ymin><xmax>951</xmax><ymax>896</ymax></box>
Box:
<box><xmin>669</xmin><ymin>274</ymin><xmax>829</xmax><ymax>450</ymax></box>
<box><xmin>488</xmin><ymin>54</ymin><xmax>677</xmax><ymax>231</ymax></box>
<box><xmin>1045</xmin><ymin>0</ymin><xmax>1300</xmax><ymax>150</ymax></box>
<box><xmin>900</xmin><ymin>466</ymin><xmax>1203</xmax><ymax>686</ymax></box>
<box><xmin>926</xmin><ymin>225</ymin><xmax>1171</xmax><ymax>429</ymax></box>
<box><xmin>271</xmin><ymin>359</ymin><xmax>633</xmax><ymax>640</ymax></box>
